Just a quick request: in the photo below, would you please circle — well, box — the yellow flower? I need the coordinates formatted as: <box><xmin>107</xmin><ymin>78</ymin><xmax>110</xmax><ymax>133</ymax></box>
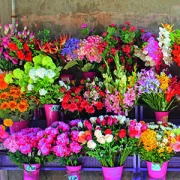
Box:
<box><xmin>166</xmin><ymin>146</ymin><xmax>173</xmax><ymax>153</ymax></box>
<box><xmin>3</xmin><ymin>119</ymin><xmax>13</xmax><ymax>127</ymax></box>
<box><xmin>158</xmin><ymin>147</ymin><xmax>164</xmax><ymax>153</ymax></box>
<box><xmin>162</xmin><ymin>24</ymin><xmax>174</xmax><ymax>32</ymax></box>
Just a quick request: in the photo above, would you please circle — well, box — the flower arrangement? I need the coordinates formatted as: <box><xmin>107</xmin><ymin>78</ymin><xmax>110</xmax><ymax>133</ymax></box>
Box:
<box><xmin>4</xmin><ymin>54</ymin><xmax>63</xmax><ymax>105</ymax></box>
<box><xmin>61</xmin><ymin>78</ymin><xmax>105</xmax><ymax>119</ymax></box>
<box><xmin>3</xmin><ymin>127</ymin><xmax>56</xmax><ymax>168</ymax></box>
<box><xmin>138</xmin><ymin>122</ymin><xmax>177</xmax><ymax>165</ymax></box>
<box><xmin>0</xmin><ymin>22</ymin><xmax>36</xmax><ymax>71</ymax></box>
<box><xmin>0</xmin><ymin>84</ymin><xmax>38</xmax><ymax>121</ymax></box>
<box><xmin>137</xmin><ymin>68</ymin><xmax>180</xmax><ymax>111</ymax></box>
<box><xmin>37</xmin><ymin>120</ymin><xmax>83</xmax><ymax>166</ymax></box>
<box><xmin>78</xmin><ymin>115</ymin><xmax>147</xmax><ymax>167</ymax></box>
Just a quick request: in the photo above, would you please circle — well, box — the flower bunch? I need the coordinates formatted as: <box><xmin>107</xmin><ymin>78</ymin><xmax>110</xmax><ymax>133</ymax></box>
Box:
<box><xmin>78</xmin><ymin>115</ymin><xmax>147</xmax><ymax>167</ymax></box>
<box><xmin>138</xmin><ymin>122</ymin><xmax>177</xmax><ymax>164</ymax></box>
<box><xmin>61</xmin><ymin>78</ymin><xmax>105</xmax><ymax>118</ymax></box>
<box><xmin>4</xmin><ymin>54</ymin><xmax>63</xmax><ymax>105</ymax></box>
<box><xmin>37</xmin><ymin>120</ymin><xmax>83</xmax><ymax>166</ymax></box>
<box><xmin>0</xmin><ymin>22</ymin><xmax>36</xmax><ymax>71</ymax></box>
<box><xmin>3</xmin><ymin>127</ymin><xmax>55</xmax><ymax>168</ymax></box>
<box><xmin>137</xmin><ymin>68</ymin><xmax>180</xmax><ymax>111</ymax></box>
<box><xmin>0</xmin><ymin>85</ymin><xmax>38</xmax><ymax>121</ymax></box>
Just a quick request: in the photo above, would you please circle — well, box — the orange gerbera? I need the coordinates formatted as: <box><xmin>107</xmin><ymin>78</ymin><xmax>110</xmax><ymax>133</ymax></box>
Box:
<box><xmin>0</xmin><ymin>125</ymin><xmax>5</xmax><ymax>130</ymax></box>
<box><xmin>0</xmin><ymin>102</ymin><xmax>9</xmax><ymax>110</ymax></box>
<box><xmin>3</xmin><ymin>119</ymin><xmax>13</xmax><ymax>127</ymax></box>
<box><xmin>9</xmin><ymin>101</ymin><xmax>17</xmax><ymax>110</ymax></box>
<box><xmin>0</xmin><ymin>74</ymin><xmax>8</xmax><ymax>90</ymax></box>
<box><xmin>0</xmin><ymin>92</ymin><xmax>8</xmax><ymax>99</ymax></box>
<box><xmin>17</xmin><ymin>101</ymin><xmax>28</xmax><ymax>112</ymax></box>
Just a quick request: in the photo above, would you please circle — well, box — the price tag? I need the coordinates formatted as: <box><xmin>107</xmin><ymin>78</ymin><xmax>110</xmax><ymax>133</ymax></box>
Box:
<box><xmin>26</xmin><ymin>165</ymin><xmax>36</xmax><ymax>172</ymax></box>
<box><xmin>68</xmin><ymin>175</ymin><xmax>78</xmax><ymax>180</ymax></box>
<box><xmin>52</xmin><ymin>105</ymin><xmax>59</xmax><ymax>111</ymax></box>
<box><xmin>151</xmin><ymin>163</ymin><xmax>161</xmax><ymax>171</ymax></box>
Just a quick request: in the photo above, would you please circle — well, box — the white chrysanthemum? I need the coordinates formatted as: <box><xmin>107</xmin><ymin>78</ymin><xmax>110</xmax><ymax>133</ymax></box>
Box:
<box><xmin>27</xmin><ymin>84</ymin><xmax>34</xmax><ymax>91</ymax></box>
<box><xmin>46</xmin><ymin>69</ymin><xmax>56</xmax><ymax>79</ymax></box>
<box><xmin>39</xmin><ymin>88</ymin><xmax>47</xmax><ymax>95</ymax></box>
<box><xmin>36</xmin><ymin>68</ymin><xmax>47</xmax><ymax>79</ymax></box>
<box><xmin>29</xmin><ymin>69</ymin><xmax>37</xmax><ymax>80</ymax></box>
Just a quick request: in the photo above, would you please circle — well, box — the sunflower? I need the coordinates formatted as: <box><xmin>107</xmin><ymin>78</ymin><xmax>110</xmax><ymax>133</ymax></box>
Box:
<box><xmin>3</xmin><ymin>118</ymin><xmax>13</xmax><ymax>127</ymax></box>
<box><xmin>17</xmin><ymin>101</ymin><xmax>28</xmax><ymax>112</ymax></box>
<box><xmin>0</xmin><ymin>102</ymin><xmax>9</xmax><ymax>110</ymax></box>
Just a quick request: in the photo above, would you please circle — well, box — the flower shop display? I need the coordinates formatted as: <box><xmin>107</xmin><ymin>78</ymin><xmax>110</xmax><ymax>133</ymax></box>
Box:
<box><xmin>4</xmin><ymin>54</ymin><xmax>65</xmax><ymax>126</ymax></box>
<box><xmin>78</xmin><ymin>115</ymin><xmax>147</xmax><ymax>180</ymax></box>
<box><xmin>3</xmin><ymin>127</ymin><xmax>56</xmax><ymax>180</ymax></box>
<box><xmin>0</xmin><ymin>84</ymin><xmax>38</xmax><ymax>133</ymax></box>
<box><xmin>61</xmin><ymin>78</ymin><xmax>105</xmax><ymax>120</ymax></box>
<box><xmin>137</xmin><ymin>68</ymin><xmax>180</xmax><ymax>123</ymax></box>
<box><xmin>0</xmin><ymin>22</ymin><xmax>36</xmax><ymax>71</ymax></box>
<box><xmin>138</xmin><ymin>122</ymin><xmax>177</xmax><ymax>179</ymax></box>
<box><xmin>37</xmin><ymin>120</ymin><xmax>83</xmax><ymax>180</ymax></box>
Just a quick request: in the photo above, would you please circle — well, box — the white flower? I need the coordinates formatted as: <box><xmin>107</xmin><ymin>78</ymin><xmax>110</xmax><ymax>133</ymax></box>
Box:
<box><xmin>27</xmin><ymin>84</ymin><xmax>34</xmax><ymax>91</ymax></box>
<box><xmin>98</xmin><ymin>115</ymin><xmax>104</xmax><ymax>121</ymax></box>
<box><xmin>78</xmin><ymin>122</ymin><xmax>83</xmax><ymax>128</ymax></box>
<box><xmin>97</xmin><ymin>136</ymin><xmax>105</xmax><ymax>144</ymax></box>
<box><xmin>104</xmin><ymin>134</ymin><xmax>113</xmax><ymax>143</ymax></box>
<box><xmin>162</xmin><ymin>138</ymin><xmax>168</xmax><ymax>144</ymax></box>
<box><xmin>87</xmin><ymin>140</ymin><xmax>96</xmax><ymax>149</ymax></box>
<box><xmin>94</xmin><ymin>129</ymin><xmax>102</xmax><ymax>138</ymax></box>
<box><xmin>39</xmin><ymin>88</ymin><xmax>47</xmax><ymax>95</ymax></box>
<box><xmin>29</xmin><ymin>69</ymin><xmax>37</xmax><ymax>80</ymax></box>
<box><xmin>46</xmin><ymin>69</ymin><xmax>56</xmax><ymax>79</ymax></box>
<box><xmin>36</xmin><ymin>68</ymin><xmax>47</xmax><ymax>78</ymax></box>
<box><xmin>89</xmin><ymin>117</ymin><xmax>97</xmax><ymax>124</ymax></box>
<box><xmin>59</xmin><ymin>80</ymin><xmax>66</xmax><ymax>87</ymax></box>
<box><xmin>117</xmin><ymin>115</ymin><xmax>127</xmax><ymax>124</ymax></box>
<box><xmin>156</xmin><ymin>134</ymin><xmax>162</xmax><ymax>141</ymax></box>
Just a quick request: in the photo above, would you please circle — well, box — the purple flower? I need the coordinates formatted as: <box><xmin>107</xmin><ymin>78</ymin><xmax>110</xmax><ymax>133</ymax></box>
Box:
<box><xmin>69</xmin><ymin>119</ymin><xmax>82</xmax><ymax>127</ymax></box>
<box><xmin>81</xmin><ymin>23</ymin><xmax>87</xmax><ymax>29</ymax></box>
<box><xmin>142</xmin><ymin>32</ymin><xmax>154</xmax><ymax>42</ymax></box>
<box><xmin>69</xmin><ymin>141</ymin><xmax>82</xmax><ymax>154</ymax></box>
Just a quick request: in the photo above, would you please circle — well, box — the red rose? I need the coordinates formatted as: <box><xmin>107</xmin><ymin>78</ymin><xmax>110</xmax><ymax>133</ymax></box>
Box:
<box><xmin>69</xmin><ymin>103</ymin><xmax>78</xmax><ymax>112</ymax></box>
<box><xmin>16</xmin><ymin>50</ymin><xmax>25</xmax><ymax>60</ymax></box>
<box><xmin>62</xmin><ymin>102</ymin><xmax>69</xmax><ymax>110</ymax></box>
<box><xmin>63</xmin><ymin>94</ymin><xmax>71</xmax><ymax>103</ymax></box>
<box><xmin>80</xmin><ymin>100</ymin><xmax>89</xmax><ymax>108</ymax></box>
<box><xmin>129</xmin><ymin>129</ymin><xmax>136</xmax><ymax>138</ymax></box>
<box><xmin>8</xmin><ymin>42</ymin><xmax>18</xmax><ymax>51</ymax></box>
<box><xmin>118</xmin><ymin>129</ymin><xmax>126</xmax><ymax>138</ymax></box>
<box><xmin>85</xmin><ymin>106</ymin><xmax>95</xmax><ymax>114</ymax></box>
<box><xmin>104</xmin><ymin>129</ymin><xmax>112</xmax><ymax>135</ymax></box>
<box><xmin>95</xmin><ymin>101</ymin><xmax>104</xmax><ymax>110</ymax></box>
<box><xmin>25</xmin><ymin>51</ymin><xmax>32</xmax><ymax>61</ymax></box>
<box><xmin>23</xmin><ymin>42</ymin><xmax>29</xmax><ymax>51</ymax></box>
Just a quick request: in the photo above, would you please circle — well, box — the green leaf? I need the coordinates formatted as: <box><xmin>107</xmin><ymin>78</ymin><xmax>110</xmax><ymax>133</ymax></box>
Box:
<box><xmin>81</xmin><ymin>63</ymin><xmax>93</xmax><ymax>72</ymax></box>
<box><xmin>63</xmin><ymin>60</ymin><xmax>78</xmax><ymax>70</ymax></box>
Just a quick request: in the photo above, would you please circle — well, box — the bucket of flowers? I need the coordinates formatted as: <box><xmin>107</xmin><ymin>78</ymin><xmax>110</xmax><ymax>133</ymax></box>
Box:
<box><xmin>78</xmin><ymin>115</ymin><xmax>147</xmax><ymax>180</ymax></box>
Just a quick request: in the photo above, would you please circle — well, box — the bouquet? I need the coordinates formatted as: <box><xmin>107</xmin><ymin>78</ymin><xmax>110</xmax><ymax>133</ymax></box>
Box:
<box><xmin>4</xmin><ymin>54</ymin><xmax>64</xmax><ymax>105</ymax></box>
<box><xmin>0</xmin><ymin>84</ymin><xmax>38</xmax><ymax>121</ymax></box>
<box><xmin>78</xmin><ymin>115</ymin><xmax>147</xmax><ymax>167</ymax></box>
<box><xmin>37</xmin><ymin>120</ymin><xmax>83</xmax><ymax>166</ymax></box>
<box><xmin>138</xmin><ymin>122</ymin><xmax>177</xmax><ymax>165</ymax></box>
<box><xmin>0</xmin><ymin>22</ymin><xmax>36</xmax><ymax>71</ymax></box>
<box><xmin>3</xmin><ymin>127</ymin><xmax>56</xmax><ymax>168</ymax></box>
<box><xmin>61</xmin><ymin>78</ymin><xmax>105</xmax><ymax>119</ymax></box>
<box><xmin>137</xmin><ymin>68</ymin><xmax>180</xmax><ymax>111</ymax></box>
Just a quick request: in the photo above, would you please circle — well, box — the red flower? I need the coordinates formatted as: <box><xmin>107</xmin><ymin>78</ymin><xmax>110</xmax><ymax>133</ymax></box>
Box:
<box><xmin>95</xmin><ymin>101</ymin><xmax>104</xmax><ymax>110</ymax></box>
<box><xmin>62</xmin><ymin>102</ymin><xmax>69</xmax><ymax>110</ymax></box>
<box><xmin>129</xmin><ymin>26</ymin><xmax>137</xmax><ymax>32</ymax></box>
<box><xmin>23</xmin><ymin>42</ymin><xmax>29</xmax><ymax>51</ymax></box>
<box><xmin>122</xmin><ymin>45</ymin><xmax>131</xmax><ymax>54</ymax></box>
<box><xmin>16</xmin><ymin>50</ymin><xmax>25</xmax><ymax>60</ymax></box>
<box><xmin>106</xmin><ymin>116</ymin><xmax>113</xmax><ymax>126</ymax></box>
<box><xmin>8</xmin><ymin>42</ymin><xmax>19</xmax><ymax>51</ymax></box>
<box><xmin>101</xmin><ymin>120</ymin><xmax>106</xmax><ymax>126</ymax></box>
<box><xmin>69</xmin><ymin>103</ymin><xmax>78</xmax><ymax>112</ymax></box>
<box><xmin>118</xmin><ymin>129</ymin><xmax>126</xmax><ymax>138</ymax></box>
<box><xmin>25</xmin><ymin>51</ymin><xmax>32</xmax><ymax>61</ymax></box>
<box><xmin>129</xmin><ymin>129</ymin><xmax>137</xmax><ymax>138</ymax></box>
<box><xmin>104</xmin><ymin>129</ymin><xmax>112</xmax><ymax>135</ymax></box>
<box><xmin>85</xmin><ymin>105</ymin><xmax>95</xmax><ymax>114</ymax></box>
<box><xmin>63</xmin><ymin>94</ymin><xmax>71</xmax><ymax>103</ymax></box>
<box><xmin>84</xmin><ymin>120</ymin><xmax>92</xmax><ymax>130</ymax></box>
<box><xmin>80</xmin><ymin>100</ymin><xmax>89</xmax><ymax>109</ymax></box>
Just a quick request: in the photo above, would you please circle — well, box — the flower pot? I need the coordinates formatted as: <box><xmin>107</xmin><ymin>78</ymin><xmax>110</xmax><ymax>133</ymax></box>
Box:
<box><xmin>60</xmin><ymin>74</ymin><xmax>74</xmax><ymax>82</ymax></box>
<box><xmin>66</xmin><ymin>165</ymin><xmax>82</xmax><ymax>180</ymax></box>
<box><xmin>102</xmin><ymin>166</ymin><xmax>123</xmax><ymax>180</ymax></box>
<box><xmin>9</xmin><ymin>120</ymin><xmax>30</xmax><ymax>134</ymax></box>
<box><xmin>82</xmin><ymin>72</ymin><xmax>97</xmax><ymax>81</ymax></box>
<box><xmin>147</xmin><ymin>161</ymin><xmax>168</xmax><ymax>179</ymax></box>
<box><xmin>44</xmin><ymin>104</ymin><xmax>60</xmax><ymax>127</ymax></box>
<box><xmin>154</xmin><ymin>111</ymin><xmax>169</xmax><ymax>124</ymax></box>
<box><xmin>24</xmin><ymin>164</ymin><xmax>40</xmax><ymax>180</ymax></box>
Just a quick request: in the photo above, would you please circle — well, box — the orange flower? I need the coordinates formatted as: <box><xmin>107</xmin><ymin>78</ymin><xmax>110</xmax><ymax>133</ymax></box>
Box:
<box><xmin>0</xmin><ymin>125</ymin><xmax>5</xmax><ymax>130</ymax></box>
<box><xmin>3</xmin><ymin>119</ymin><xmax>13</xmax><ymax>127</ymax></box>
<box><xmin>9</xmin><ymin>101</ymin><xmax>17</xmax><ymax>110</ymax></box>
<box><xmin>0</xmin><ymin>74</ymin><xmax>8</xmax><ymax>90</ymax></box>
<box><xmin>0</xmin><ymin>102</ymin><xmax>9</xmax><ymax>110</ymax></box>
<box><xmin>0</xmin><ymin>92</ymin><xmax>8</xmax><ymax>99</ymax></box>
<box><xmin>17</xmin><ymin>101</ymin><xmax>28</xmax><ymax>112</ymax></box>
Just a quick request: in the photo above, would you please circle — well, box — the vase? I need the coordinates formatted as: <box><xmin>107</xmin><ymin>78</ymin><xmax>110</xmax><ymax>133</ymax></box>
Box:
<box><xmin>154</xmin><ymin>111</ymin><xmax>169</xmax><ymax>124</ymax></box>
<box><xmin>60</xmin><ymin>74</ymin><xmax>74</xmax><ymax>82</ymax></box>
<box><xmin>147</xmin><ymin>161</ymin><xmax>168</xmax><ymax>180</ymax></box>
<box><xmin>44</xmin><ymin>104</ymin><xmax>60</xmax><ymax>127</ymax></box>
<box><xmin>82</xmin><ymin>72</ymin><xmax>97</xmax><ymax>81</ymax></box>
<box><xmin>23</xmin><ymin>164</ymin><xmax>40</xmax><ymax>180</ymax></box>
<box><xmin>9</xmin><ymin>120</ymin><xmax>30</xmax><ymax>134</ymax></box>
<box><xmin>66</xmin><ymin>165</ymin><xmax>82</xmax><ymax>180</ymax></box>
<box><xmin>102</xmin><ymin>166</ymin><xmax>124</xmax><ymax>180</ymax></box>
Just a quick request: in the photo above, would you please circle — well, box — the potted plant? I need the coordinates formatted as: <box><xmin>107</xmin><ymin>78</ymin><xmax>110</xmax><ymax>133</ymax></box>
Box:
<box><xmin>78</xmin><ymin>115</ymin><xmax>147</xmax><ymax>180</ymax></box>
<box><xmin>137</xmin><ymin>68</ymin><xmax>180</xmax><ymax>123</ymax></box>
<box><xmin>37</xmin><ymin>120</ymin><xmax>83</xmax><ymax>180</ymax></box>
<box><xmin>3</xmin><ymin>127</ymin><xmax>56</xmax><ymax>180</ymax></box>
<box><xmin>0</xmin><ymin>84</ymin><xmax>38</xmax><ymax>133</ymax></box>
<box><xmin>4</xmin><ymin>54</ymin><xmax>66</xmax><ymax>126</ymax></box>
<box><xmin>138</xmin><ymin>122</ymin><xmax>177</xmax><ymax>179</ymax></box>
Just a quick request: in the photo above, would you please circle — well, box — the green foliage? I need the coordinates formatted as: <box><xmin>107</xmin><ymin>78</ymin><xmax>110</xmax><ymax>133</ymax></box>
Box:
<box><xmin>58</xmin><ymin>154</ymin><xmax>82</xmax><ymax>166</ymax></box>
<box><xmin>36</xmin><ymin>29</ymin><xmax>51</xmax><ymax>44</ymax></box>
